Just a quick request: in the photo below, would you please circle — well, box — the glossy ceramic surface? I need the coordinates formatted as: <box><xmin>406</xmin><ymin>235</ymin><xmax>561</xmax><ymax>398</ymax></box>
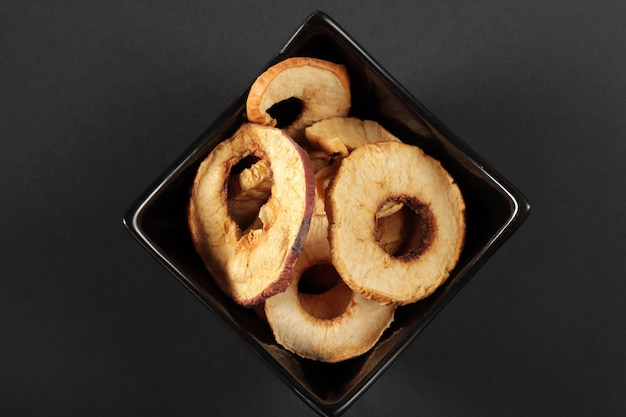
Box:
<box><xmin>124</xmin><ymin>11</ymin><xmax>531</xmax><ymax>417</ymax></box>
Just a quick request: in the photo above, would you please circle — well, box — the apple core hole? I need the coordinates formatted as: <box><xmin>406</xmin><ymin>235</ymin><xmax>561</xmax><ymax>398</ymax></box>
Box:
<box><xmin>298</xmin><ymin>263</ymin><xmax>353</xmax><ymax>320</ymax></box>
<box><xmin>375</xmin><ymin>197</ymin><xmax>435</xmax><ymax>261</ymax></box>
<box><xmin>227</xmin><ymin>155</ymin><xmax>272</xmax><ymax>232</ymax></box>
<box><xmin>267</xmin><ymin>97</ymin><xmax>303</xmax><ymax>129</ymax></box>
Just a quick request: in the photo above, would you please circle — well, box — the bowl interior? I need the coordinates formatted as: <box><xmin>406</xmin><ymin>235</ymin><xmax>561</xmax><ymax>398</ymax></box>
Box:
<box><xmin>124</xmin><ymin>11</ymin><xmax>530</xmax><ymax>417</ymax></box>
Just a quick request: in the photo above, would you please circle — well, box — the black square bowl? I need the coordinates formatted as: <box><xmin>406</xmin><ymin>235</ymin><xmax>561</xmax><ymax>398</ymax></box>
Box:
<box><xmin>123</xmin><ymin>11</ymin><xmax>531</xmax><ymax>417</ymax></box>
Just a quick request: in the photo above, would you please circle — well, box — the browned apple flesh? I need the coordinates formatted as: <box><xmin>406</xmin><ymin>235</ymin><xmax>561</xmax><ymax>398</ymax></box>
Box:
<box><xmin>327</xmin><ymin>141</ymin><xmax>466</xmax><ymax>306</ymax></box>
<box><xmin>188</xmin><ymin>123</ymin><xmax>315</xmax><ymax>306</ymax></box>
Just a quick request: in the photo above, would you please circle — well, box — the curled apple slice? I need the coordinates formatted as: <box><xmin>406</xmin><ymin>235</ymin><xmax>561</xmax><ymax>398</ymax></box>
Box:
<box><xmin>304</xmin><ymin>116</ymin><xmax>400</xmax><ymax>155</ymax></box>
<box><xmin>246</xmin><ymin>57</ymin><xmax>351</xmax><ymax>142</ymax></box>
<box><xmin>227</xmin><ymin>158</ymin><xmax>273</xmax><ymax>232</ymax></box>
<box><xmin>188</xmin><ymin>123</ymin><xmax>315</xmax><ymax>306</ymax></box>
<box><xmin>327</xmin><ymin>141</ymin><xmax>466</xmax><ymax>305</ymax></box>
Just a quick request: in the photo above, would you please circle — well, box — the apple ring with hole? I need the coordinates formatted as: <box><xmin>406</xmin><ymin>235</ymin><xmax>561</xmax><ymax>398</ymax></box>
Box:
<box><xmin>264</xmin><ymin>168</ymin><xmax>395</xmax><ymax>362</ymax></box>
<box><xmin>188</xmin><ymin>123</ymin><xmax>315</xmax><ymax>306</ymax></box>
<box><xmin>264</xmin><ymin>255</ymin><xmax>395</xmax><ymax>363</ymax></box>
<box><xmin>246</xmin><ymin>57</ymin><xmax>351</xmax><ymax>142</ymax></box>
<box><xmin>327</xmin><ymin>141</ymin><xmax>466</xmax><ymax>306</ymax></box>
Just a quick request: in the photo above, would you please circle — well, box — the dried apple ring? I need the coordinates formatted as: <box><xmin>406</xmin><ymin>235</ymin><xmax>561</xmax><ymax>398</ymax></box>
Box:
<box><xmin>264</xmin><ymin>257</ymin><xmax>395</xmax><ymax>363</ymax></box>
<box><xmin>188</xmin><ymin>123</ymin><xmax>315</xmax><ymax>306</ymax></box>
<box><xmin>327</xmin><ymin>141</ymin><xmax>466</xmax><ymax>306</ymax></box>
<box><xmin>246</xmin><ymin>57</ymin><xmax>351</xmax><ymax>141</ymax></box>
<box><xmin>264</xmin><ymin>242</ymin><xmax>395</xmax><ymax>363</ymax></box>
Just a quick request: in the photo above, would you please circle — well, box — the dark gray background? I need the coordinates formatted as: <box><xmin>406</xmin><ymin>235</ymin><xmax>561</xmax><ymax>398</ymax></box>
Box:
<box><xmin>2</xmin><ymin>1</ymin><xmax>625</xmax><ymax>416</ymax></box>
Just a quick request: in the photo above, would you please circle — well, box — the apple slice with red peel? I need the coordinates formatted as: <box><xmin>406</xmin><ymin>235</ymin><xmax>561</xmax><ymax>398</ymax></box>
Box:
<box><xmin>246</xmin><ymin>57</ymin><xmax>351</xmax><ymax>142</ymax></box>
<box><xmin>188</xmin><ymin>123</ymin><xmax>315</xmax><ymax>306</ymax></box>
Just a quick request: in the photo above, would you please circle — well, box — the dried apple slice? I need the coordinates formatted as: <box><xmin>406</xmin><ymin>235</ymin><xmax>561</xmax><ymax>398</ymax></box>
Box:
<box><xmin>227</xmin><ymin>158</ymin><xmax>272</xmax><ymax>232</ymax></box>
<box><xmin>375</xmin><ymin>199</ymin><xmax>409</xmax><ymax>256</ymax></box>
<box><xmin>265</xmin><ymin>242</ymin><xmax>395</xmax><ymax>363</ymax></box>
<box><xmin>188</xmin><ymin>123</ymin><xmax>315</xmax><ymax>306</ymax></box>
<box><xmin>297</xmin><ymin>150</ymin><xmax>341</xmax><ymax>265</ymax></box>
<box><xmin>327</xmin><ymin>141</ymin><xmax>466</xmax><ymax>305</ymax></box>
<box><xmin>264</xmin><ymin>258</ymin><xmax>395</xmax><ymax>363</ymax></box>
<box><xmin>304</xmin><ymin>116</ymin><xmax>400</xmax><ymax>155</ymax></box>
<box><xmin>246</xmin><ymin>57</ymin><xmax>351</xmax><ymax>142</ymax></box>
